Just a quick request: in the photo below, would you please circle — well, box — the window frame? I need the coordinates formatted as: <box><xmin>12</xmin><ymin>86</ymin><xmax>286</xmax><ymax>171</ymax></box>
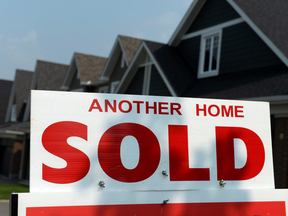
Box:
<box><xmin>98</xmin><ymin>85</ymin><xmax>109</xmax><ymax>93</ymax></box>
<box><xmin>198</xmin><ymin>29</ymin><xmax>222</xmax><ymax>79</ymax></box>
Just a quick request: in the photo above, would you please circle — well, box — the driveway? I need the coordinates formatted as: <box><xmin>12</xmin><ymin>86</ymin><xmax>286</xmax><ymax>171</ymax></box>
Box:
<box><xmin>0</xmin><ymin>200</ymin><xmax>9</xmax><ymax>216</ymax></box>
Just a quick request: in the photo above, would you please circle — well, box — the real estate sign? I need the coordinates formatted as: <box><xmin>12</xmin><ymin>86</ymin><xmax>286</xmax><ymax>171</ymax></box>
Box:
<box><xmin>30</xmin><ymin>90</ymin><xmax>274</xmax><ymax>192</ymax></box>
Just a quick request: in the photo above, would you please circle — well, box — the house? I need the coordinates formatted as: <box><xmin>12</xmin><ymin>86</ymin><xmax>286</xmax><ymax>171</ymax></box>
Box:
<box><xmin>0</xmin><ymin>79</ymin><xmax>13</xmax><ymax>124</ymax></box>
<box><xmin>0</xmin><ymin>60</ymin><xmax>69</xmax><ymax>181</ymax></box>
<box><xmin>0</xmin><ymin>70</ymin><xmax>33</xmax><ymax>180</ymax></box>
<box><xmin>115</xmin><ymin>0</ymin><xmax>288</xmax><ymax>188</ymax></box>
<box><xmin>61</xmin><ymin>52</ymin><xmax>107</xmax><ymax>92</ymax></box>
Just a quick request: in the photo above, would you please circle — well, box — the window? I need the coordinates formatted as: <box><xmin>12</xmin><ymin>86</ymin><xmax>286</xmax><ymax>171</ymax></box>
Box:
<box><xmin>99</xmin><ymin>86</ymin><xmax>109</xmax><ymax>93</ymax></box>
<box><xmin>198</xmin><ymin>30</ymin><xmax>222</xmax><ymax>78</ymax></box>
<box><xmin>110</xmin><ymin>81</ymin><xmax>120</xmax><ymax>93</ymax></box>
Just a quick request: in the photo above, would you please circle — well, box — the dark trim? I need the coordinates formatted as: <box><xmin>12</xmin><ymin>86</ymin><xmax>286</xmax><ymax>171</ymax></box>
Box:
<box><xmin>10</xmin><ymin>193</ymin><xmax>18</xmax><ymax>216</ymax></box>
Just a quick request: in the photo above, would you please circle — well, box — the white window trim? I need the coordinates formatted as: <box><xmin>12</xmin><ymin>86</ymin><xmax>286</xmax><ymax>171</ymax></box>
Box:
<box><xmin>198</xmin><ymin>29</ymin><xmax>222</xmax><ymax>79</ymax></box>
<box><xmin>120</xmin><ymin>54</ymin><xmax>126</xmax><ymax>68</ymax></box>
<box><xmin>11</xmin><ymin>104</ymin><xmax>17</xmax><ymax>122</ymax></box>
<box><xmin>110</xmin><ymin>81</ymin><xmax>120</xmax><ymax>93</ymax></box>
<box><xmin>99</xmin><ymin>85</ymin><xmax>109</xmax><ymax>93</ymax></box>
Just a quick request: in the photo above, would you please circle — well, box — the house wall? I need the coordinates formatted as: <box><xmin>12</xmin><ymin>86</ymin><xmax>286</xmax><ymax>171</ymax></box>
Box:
<box><xmin>272</xmin><ymin>116</ymin><xmax>288</xmax><ymax>188</ymax></box>
<box><xmin>149</xmin><ymin>65</ymin><xmax>171</xmax><ymax>96</ymax></box>
<box><xmin>220</xmin><ymin>23</ymin><xmax>284</xmax><ymax>74</ymax></box>
<box><xmin>110</xmin><ymin>53</ymin><xmax>127</xmax><ymax>83</ymax></box>
<box><xmin>70</xmin><ymin>70</ymin><xmax>82</xmax><ymax>91</ymax></box>
<box><xmin>186</xmin><ymin>0</ymin><xmax>240</xmax><ymax>34</ymax></box>
<box><xmin>125</xmin><ymin>67</ymin><xmax>145</xmax><ymax>95</ymax></box>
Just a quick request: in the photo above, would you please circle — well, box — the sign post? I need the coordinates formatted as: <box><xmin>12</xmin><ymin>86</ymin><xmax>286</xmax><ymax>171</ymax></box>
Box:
<box><xmin>10</xmin><ymin>90</ymin><xmax>287</xmax><ymax>215</ymax></box>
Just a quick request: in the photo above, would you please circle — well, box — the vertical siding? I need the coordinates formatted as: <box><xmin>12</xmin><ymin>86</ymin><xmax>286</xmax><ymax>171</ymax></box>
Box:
<box><xmin>177</xmin><ymin>36</ymin><xmax>201</xmax><ymax>74</ymax></box>
<box><xmin>149</xmin><ymin>65</ymin><xmax>171</xmax><ymax>96</ymax></box>
<box><xmin>186</xmin><ymin>0</ymin><xmax>240</xmax><ymax>34</ymax></box>
<box><xmin>70</xmin><ymin>70</ymin><xmax>82</xmax><ymax>90</ymax></box>
<box><xmin>220</xmin><ymin>23</ymin><xmax>283</xmax><ymax>74</ymax></box>
<box><xmin>125</xmin><ymin>67</ymin><xmax>145</xmax><ymax>95</ymax></box>
<box><xmin>110</xmin><ymin>53</ymin><xmax>127</xmax><ymax>82</ymax></box>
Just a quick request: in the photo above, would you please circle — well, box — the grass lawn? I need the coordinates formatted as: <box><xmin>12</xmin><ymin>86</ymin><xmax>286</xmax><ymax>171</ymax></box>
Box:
<box><xmin>0</xmin><ymin>183</ymin><xmax>29</xmax><ymax>200</ymax></box>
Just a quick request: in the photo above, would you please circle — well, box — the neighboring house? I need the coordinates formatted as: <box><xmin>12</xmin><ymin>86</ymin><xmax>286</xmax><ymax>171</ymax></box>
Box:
<box><xmin>116</xmin><ymin>0</ymin><xmax>288</xmax><ymax>188</ymax></box>
<box><xmin>0</xmin><ymin>60</ymin><xmax>69</xmax><ymax>181</ymax></box>
<box><xmin>61</xmin><ymin>52</ymin><xmax>107</xmax><ymax>92</ymax></box>
<box><xmin>0</xmin><ymin>70</ymin><xmax>33</xmax><ymax>180</ymax></box>
<box><xmin>0</xmin><ymin>80</ymin><xmax>13</xmax><ymax>124</ymax></box>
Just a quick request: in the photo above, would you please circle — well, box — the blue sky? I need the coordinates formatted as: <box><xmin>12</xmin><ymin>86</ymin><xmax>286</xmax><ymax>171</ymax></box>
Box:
<box><xmin>0</xmin><ymin>0</ymin><xmax>193</xmax><ymax>81</ymax></box>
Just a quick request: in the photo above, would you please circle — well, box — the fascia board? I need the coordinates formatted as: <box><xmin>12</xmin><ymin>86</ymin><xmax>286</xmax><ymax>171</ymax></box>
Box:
<box><xmin>118</xmin><ymin>37</ymin><xmax>129</xmax><ymax>66</ymax></box>
<box><xmin>143</xmin><ymin>43</ymin><xmax>178</xmax><ymax>97</ymax></box>
<box><xmin>60</xmin><ymin>54</ymin><xmax>77</xmax><ymax>90</ymax></box>
<box><xmin>100</xmin><ymin>36</ymin><xmax>122</xmax><ymax>80</ymax></box>
<box><xmin>227</xmin><ymin>0</ymin><xmax>288</xmax><ymax>67</ymax></box>
<box><xmin>168</xmin><ymin>0</ymin><xmax>206</xmax><ymax>47</ymax></box>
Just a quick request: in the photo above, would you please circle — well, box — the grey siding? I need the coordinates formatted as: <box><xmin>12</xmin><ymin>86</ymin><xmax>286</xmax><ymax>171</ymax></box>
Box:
<box><xmin>186</xmin><ymin>0</ymin><xmax>240</xmax><ymax>34</ymax></box>
<box><xmin>177</xmin><ymin>36</ymin><xmax>201</xmax><ymax>74</ymax></box>
<box><xmin>110</xmin><ymin>53</ymin><xmax>127</xmax><ymax>83</ymax></box>
<box><xmin>70</xmin><ymin>70</ymin><xmax>82</xmax><ymax>91</ymax></box>
<box><xmin>149</xmin><ymin>65</ymin><xmax>171</xmax><ymax>96</ymax></box>
<box><xmin>125</xmin><ymin>67</ymin><xmax>144</xmax><ymax>95</ymax></box>
<box><xmin>220</xmin><ymin>22</ymin><xmax>283</xmax><ymax>74</ymax></box>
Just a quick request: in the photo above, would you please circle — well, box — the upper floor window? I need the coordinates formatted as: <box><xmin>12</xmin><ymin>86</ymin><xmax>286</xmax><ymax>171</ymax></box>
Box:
<box><xmin>198</xmin><ymin>30</ymin><xmax>222</xmax><ymax>78</ymax></box>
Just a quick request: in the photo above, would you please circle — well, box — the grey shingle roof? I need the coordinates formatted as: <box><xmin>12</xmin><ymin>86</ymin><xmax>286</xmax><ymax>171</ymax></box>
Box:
<box><xmin>33</xmin><ymin>60</ymin><xmax>69</xmax><ymax>90</ymax></box>
<box><xmin>119</xmin><ymin>35</ymin><xmax>142</xmax><ymax>64</ymax></box>
<box><xmin>233</xmin><ymin>0</ymin><xmax>288</xmax><ymax>60</ymax></box>
<box><xmin>0</xmin><ymin>80</ymin><xmax>13</xmax><ymax>124</ymax></box>
<box><xmin>74</xmin><ymin>53</ymin><xmax>107</xmax><ymax>83</ymax></box>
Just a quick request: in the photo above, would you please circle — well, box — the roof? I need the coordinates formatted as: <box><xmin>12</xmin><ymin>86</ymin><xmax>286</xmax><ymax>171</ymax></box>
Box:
<box><xmin>5</xmin><ymin>70</ymin><xmax>34</xmax><ymax>123</ymax></box>
<box><xmin>0</xmin><ymin>80</ymin><xmax>13</xmax><ymax>124</ymax></box>
<box><xmin>169</xmin><ymin>0</ymin><xmax>288</xmax><ymax>66</ymax></box>
<box><xmin>74</xmin><ymin>52</ymin><xmax>107</xmax><ymax>84</ymax></box>
<box><xmin>33</xmin><ymin>60</ymin><xmax>69</xmax><ymax>90</ymax></box>
<box><xmin>230</xmin><ymin>0</ymin><xmax>288</xmax><ymax>63</ymax></box>
<box><xmin>101</xmin><ymin>35</ymin><xmax>142</xmax><ymax>80</ymax></box>
<box><xmin>119</xmin><ymin>35</ymin><xmax>142</xmax><ymax>64</ymax></box>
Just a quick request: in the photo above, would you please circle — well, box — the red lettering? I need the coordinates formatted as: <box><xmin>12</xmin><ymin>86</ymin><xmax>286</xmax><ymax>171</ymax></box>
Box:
<box><xmin>98</xmin><ymin>123</ymin><xmax>160</xmax><ymax>182</ymax></box>
<box><xmin>88</xmin><ymin>99</ymin><xmax>103</xmax><ymax>112</ymax></box>
<box><xmin>42</xmin><ymin>121</ymin><xmax>90</xmax><ymax>184</ymax></box>
<box><xmin>208</xmin><ymin>104</ymin><xmax>220</xmax><ymax>117</ymax></box>
<box><xmin>221</xmin><ymin>105</ymin><xmax>233</xmax><ymax>117</ymax></box>
<box><xmin>196</xmin><ymin>104</ymin><xmax>206</xmax><ymax>116</ymax></box>
<box><xmin>168</xmin><ymin>125</ymin><xmax>210</xmax><ymax>181</ymax></box>
<box><xmin>235</xmin><ymin>106</ymin><xmax>244</xmax><ymax>117</ymax></box>
<box><xmin>158</xmin><ymin>102</ymin><xmax>169</xmax><ymax>115</ymax></box>
<box><xmin>216</xmin><ymin>127</ymin><xmax>265</xmax><ymax>180</ymax></box>
<box><xmin>146</xmin><ymin>102</ymin><xmax>157</xmax><ymax>114</ymax></box>
<box><xmin>133</xmin><ymin>101</ymin><xmax>144</xmax><ymax>113</ymax></box>
<box><xmin>171</xmin><ymin>103</ymin><xmax>182</xmax><ymax>115</ymax></box>
<box><xmin>105</xmin><ymin>100</ymin><xmax>117</xmax><ymax>112</ymax></box>
<box><xmin>118</xmin><ymin>100</ymin><xmax>132</xmax><ymax>113</ymax></box>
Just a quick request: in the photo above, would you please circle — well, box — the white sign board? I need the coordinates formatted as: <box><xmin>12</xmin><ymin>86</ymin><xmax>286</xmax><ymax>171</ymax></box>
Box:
<box><xmin>30</xmin><ymin>90</ymin><xmax>274</xmax><ymax>192</ymax></box>
<box><xmin>15</xmin><ymin>189</ymin><xmax>288</xmax><ymax>216</ymax></box>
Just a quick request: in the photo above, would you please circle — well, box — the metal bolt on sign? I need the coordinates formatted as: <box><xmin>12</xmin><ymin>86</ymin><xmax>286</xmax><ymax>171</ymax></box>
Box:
<box><xmin>162</xmin><ymin>170</ymin><xmax>168</xmax><ymax>176</ymax></box>
<box><xmin>99</xmin><ymin>181</ymin><xmax>105</xmax><ymax>188</ymax></box>
<box><xmin>219</xmin><ymin>179</ymin><xmax>226</xmax><ymax>187</ymax></box>
<box><xmin>162</xmin><ymin>199</ymin><xmax>169</xmax><ymax>205</ymax></box>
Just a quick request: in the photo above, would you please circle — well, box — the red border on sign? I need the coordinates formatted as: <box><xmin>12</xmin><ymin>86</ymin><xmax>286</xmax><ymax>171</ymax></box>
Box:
<box><xmin>26</xmin><ymin>201</ymin><xmax>285</xmax><ymax>216</ymax></box>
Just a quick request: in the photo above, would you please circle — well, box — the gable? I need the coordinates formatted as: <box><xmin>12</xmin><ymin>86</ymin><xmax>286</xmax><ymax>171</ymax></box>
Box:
<box><xmin>149</xmin><ymin>65</ymin><xmax>171</xmax><ymax>96</ymax></box>
<box><xmin>124</xmin><ymin>67</ymin><xmax>145</xmax><ymax>95</ymax></box>
<box><xmin>186</xmin><ymin>0</ymin><xmax>240</xmax><ymax>34</ymax></box>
